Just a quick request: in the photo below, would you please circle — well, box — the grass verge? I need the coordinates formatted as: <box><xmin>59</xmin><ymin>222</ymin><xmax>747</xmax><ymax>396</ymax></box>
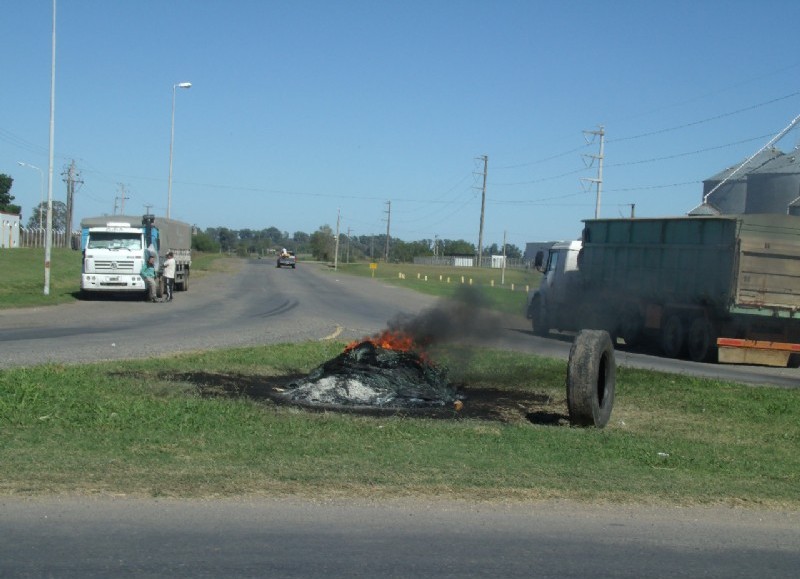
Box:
<box><xmin>0</xmin><ymin>248</ymin><xmax>229</xmax><ymax>309</ymax></box>
<box><xmin>2</xmin><ymin>342</ymin><xmax>797</xmax><ymax>507</ymax></box>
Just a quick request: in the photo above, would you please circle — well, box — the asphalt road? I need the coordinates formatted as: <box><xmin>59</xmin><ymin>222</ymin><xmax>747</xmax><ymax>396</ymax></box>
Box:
<box><xmin>2</xmin><ymin>496</ymin><xmax>799</xmax><ymax>578</ymax></box>
<box><xmin>1</xmin><ymin>259</ymin><xmax>798</xmax><ymax>389</ymax></box>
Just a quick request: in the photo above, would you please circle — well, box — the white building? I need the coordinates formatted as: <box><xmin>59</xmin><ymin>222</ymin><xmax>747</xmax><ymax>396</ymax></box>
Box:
<box><xmin>0</xmin><ymin>211</ymin><xmax>21</xmax><ymax>248</ymax></box>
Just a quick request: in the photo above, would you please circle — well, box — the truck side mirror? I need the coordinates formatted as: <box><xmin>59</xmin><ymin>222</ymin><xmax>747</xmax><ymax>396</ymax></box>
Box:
<box><xmin>534</xmin><ymin>251</ymin><xmax>545</xmax><ymax>272</ymax></box>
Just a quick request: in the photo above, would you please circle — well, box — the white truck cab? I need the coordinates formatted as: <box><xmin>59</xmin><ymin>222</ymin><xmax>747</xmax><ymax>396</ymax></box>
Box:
<box><xmin>81</xmin><ymin>222</ymin><xmax>150</xmax><ymax>294</ymax></box>
<box><xmin>526</xmin><ymin>240</ymin><xmax>583</xmax><ymax>336</ymax></box>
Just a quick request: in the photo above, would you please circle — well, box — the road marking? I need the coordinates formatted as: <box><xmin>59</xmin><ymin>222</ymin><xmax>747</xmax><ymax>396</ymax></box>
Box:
<box><xmin>321</xmin><ymin>325</ymin><xmax>343</xmax><ymax>341</ymax></box>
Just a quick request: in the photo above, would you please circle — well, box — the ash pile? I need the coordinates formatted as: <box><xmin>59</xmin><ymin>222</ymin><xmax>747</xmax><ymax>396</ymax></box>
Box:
<box><xmin>283</xmin><ymin>338</ymin><xmax>457</xmax><ymax>409</ymax></box>
<box><xmin>280</xmin><ymin>287</ymin><xmax>500</xmax><ymax>411</ymax></box>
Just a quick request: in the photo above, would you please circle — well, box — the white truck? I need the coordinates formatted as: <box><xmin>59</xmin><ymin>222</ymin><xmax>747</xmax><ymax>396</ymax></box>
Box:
<box><xmin>80</xmin><ymin>214</ymin><xmax>192</xmax><ymax>298</ymax></box>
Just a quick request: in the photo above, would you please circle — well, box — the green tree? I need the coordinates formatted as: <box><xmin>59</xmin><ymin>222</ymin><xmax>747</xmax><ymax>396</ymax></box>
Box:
<box><xmin>26</xmin><ymin>200</ymin><xmax>67</xmax><ymax>230</ymax></box>
<box><xmin>442</xmin><ymin>239</ymin><xmax>475</xmax><ymax>256</ymax></box>
<box><xmin>309</xmin><ymin>225</ymin><xmax>335</xmax><ymax>261</ymax></box>
<box><xmin>192</xmin><ymin>231</ymin><xmax>220</xmax><ymax>252</ymax></box>
<box><xmin>0</xmin><ymin>173</ymin><xmax>21</xmax><ymax>215</ymax></box>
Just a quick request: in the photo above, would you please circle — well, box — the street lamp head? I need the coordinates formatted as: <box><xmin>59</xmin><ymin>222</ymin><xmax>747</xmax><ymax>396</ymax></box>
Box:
<box><xmin>176</xmin><ymin>82</ymin><xmax>192</xmax><ymax>89</ymax></box>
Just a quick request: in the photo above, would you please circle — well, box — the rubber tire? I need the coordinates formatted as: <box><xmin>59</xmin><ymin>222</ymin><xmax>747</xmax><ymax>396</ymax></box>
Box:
<box><xmin>566</xmin><ymin>329</ymin><xmax>616</xmax><ymax>428</ymax></box>
<box><xmin>182</xmin><ymin>272</ymin><xmax>189</xmax><ymax>292</ymax></box>
<box><xmin>687</xmin><ymin>317</ymin><xmax>716</xmax><ymax>363</ymax></box>
<box><xmin>660</xmin><ymin>314</ymin><xmax>685</xmax><ymax>359</ymax></box>
<box><xmin>531</xmin><ymin>297</ymin><xmax>549</xmax><ymax>337</ymax></box>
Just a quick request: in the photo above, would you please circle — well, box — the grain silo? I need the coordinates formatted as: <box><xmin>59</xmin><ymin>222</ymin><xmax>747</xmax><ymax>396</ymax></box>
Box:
<box><xmin>745</xmin><ymin>148</ymin><xmax>800</xmax><ymax>213</ymax></box>
<box><xmin>700</xmin><ymin>148</ymin><xmax>784</xmax><ymax>214</ymax></box>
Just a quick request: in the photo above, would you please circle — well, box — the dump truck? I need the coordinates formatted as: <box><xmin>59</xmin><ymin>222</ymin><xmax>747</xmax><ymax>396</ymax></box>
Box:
<box><xmin>80</xmin><ymin>214</ymin><xmax>192</xmax><ymax>298</ymax></box>
<box><xmin>526</xmin><ymin>214</ymin><xmax>800</xmax><ymax>366</ymax></box>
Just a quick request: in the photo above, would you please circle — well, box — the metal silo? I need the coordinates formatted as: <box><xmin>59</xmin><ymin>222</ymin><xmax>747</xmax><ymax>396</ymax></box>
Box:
<box><xmin>701</xmin><ymin>148</ymin><xmax>783</xmax><ymax>214</ymax></box>
<box><xmin>745</xmin><ymin>149</ymin><xmax>800</xmax><ymax>214</ymax></box>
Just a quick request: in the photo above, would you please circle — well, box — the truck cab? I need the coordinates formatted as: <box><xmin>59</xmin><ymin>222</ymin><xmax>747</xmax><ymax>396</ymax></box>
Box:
<box><xmin>526</xmin><ymin>240</ymin><xmax>583</xmax><ymax>336</ymax></box>
<box><xmin>81</xmin><ymin>222</ymin><xmax>151</xmax><ymax>294</ymax></box>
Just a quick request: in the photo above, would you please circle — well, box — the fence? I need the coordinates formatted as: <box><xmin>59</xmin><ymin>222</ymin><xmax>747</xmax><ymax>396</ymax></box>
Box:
<box><xmin>16</xmin><ymin>228</ymin><xmax>77</xmax><ymax>249</ymax></box>
<box><xmin>413</xmin><ymin>255</ymin><xmax>529</xmax><ymax>269</ymax></box>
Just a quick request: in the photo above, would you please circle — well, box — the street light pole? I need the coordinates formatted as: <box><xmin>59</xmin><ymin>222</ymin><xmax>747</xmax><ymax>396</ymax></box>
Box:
<box><xmin>167</xmin><ymin>81</ymin><xmax>191</xmax><ymax>219</ymax></box>
<box><xmin>17</xmin><ymin>161</ymin><xmax>45</xmax><ymax>229</ymax></box>
<box><xmin>44</xmin><ymin>0</ymin><xmax>57</xmax><ymax>296</ymax></box>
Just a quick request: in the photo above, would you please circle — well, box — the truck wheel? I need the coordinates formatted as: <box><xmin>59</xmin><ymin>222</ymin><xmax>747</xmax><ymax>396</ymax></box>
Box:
<box><xmin>566</xmin><ymin>329</ymin><xmax>616</xmax><ymax>428</ymax></box>
<box><xmin>687</xmin><ymin>318</ymin><xmax>716</xmax><ymax>363</ymax></box>
<box><xmin>531</xmin><ymin>297</ymin><xmax>549</xmax><ymax>337</ymax></box>
<box><xmin>182</xmin><ymin>273</ymin><xmax>189</xmax><ymax>292</ymax></box>
<box><xmin>660</xmin><ymin>314</ymin><xmax>685</xmax><ymax>358</ymax></box>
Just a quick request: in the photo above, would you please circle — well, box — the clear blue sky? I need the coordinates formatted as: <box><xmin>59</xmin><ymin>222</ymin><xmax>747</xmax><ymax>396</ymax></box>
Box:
<box><xmin>3</xmin><ymin>0</ymin><xmax>800</xmax><ymax>252</ymax></box>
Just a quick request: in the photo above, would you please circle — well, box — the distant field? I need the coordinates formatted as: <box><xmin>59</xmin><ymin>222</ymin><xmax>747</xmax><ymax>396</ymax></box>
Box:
<box><xmin>332</xmin><ymin>262</ymin><xmax>542</xmax><ymax>316</ymax></box>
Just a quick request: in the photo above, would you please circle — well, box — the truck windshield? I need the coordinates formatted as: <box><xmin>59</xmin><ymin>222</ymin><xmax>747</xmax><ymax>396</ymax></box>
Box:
<box><xmin>87</xmin><ymin>232</ymin><xmax>142</xmax><ymax>250</ymax></box>
<box><xmin>547</xmin><ymin>251</ymin><xmax>560</xmax><ymax>273</ymax></box>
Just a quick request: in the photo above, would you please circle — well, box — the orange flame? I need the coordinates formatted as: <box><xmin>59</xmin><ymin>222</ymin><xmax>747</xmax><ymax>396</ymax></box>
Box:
<box><xmin>346</xmin><ymin>329</ymin><xmax>417</xmax><ymax>353</ymax></box>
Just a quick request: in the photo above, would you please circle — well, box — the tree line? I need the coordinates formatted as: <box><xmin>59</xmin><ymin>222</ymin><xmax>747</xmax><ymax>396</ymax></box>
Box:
<box><xmin>194</xmin><ymin>224</ymin><xmax>523</xmax><ymax>263</ymax></box>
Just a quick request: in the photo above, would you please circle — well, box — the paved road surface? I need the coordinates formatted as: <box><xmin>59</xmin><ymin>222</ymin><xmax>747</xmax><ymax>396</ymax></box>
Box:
<box><xmin>2</xmin><ymin>496</ymin><xmax>799</xmax><ymax>578</ymax></box>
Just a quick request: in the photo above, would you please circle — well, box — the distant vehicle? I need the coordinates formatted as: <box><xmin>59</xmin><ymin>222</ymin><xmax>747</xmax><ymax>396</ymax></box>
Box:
<box><xmin>277</xmin><ymin>251</ymin><xmax>296</xmax><ymax>269</ymax></box>
<box><xmin>526</xmin><ymin>214</ymin><xmax>800</xmax><ymax>367</ymax></box>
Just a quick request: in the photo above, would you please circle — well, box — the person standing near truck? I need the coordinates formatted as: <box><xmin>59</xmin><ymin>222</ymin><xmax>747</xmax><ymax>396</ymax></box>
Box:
<box><xmin>162</xmin><ymin>251</ymin><xmax>176</xmax><ymax>302</ymax></box>
<box><xmin>141</xmin><ymin>255</ymin><xmax>158</xmax><ymax>303</ymax></box>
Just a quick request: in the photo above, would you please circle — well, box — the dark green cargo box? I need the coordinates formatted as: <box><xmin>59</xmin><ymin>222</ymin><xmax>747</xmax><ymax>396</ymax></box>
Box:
<box><xmin>581</xmin><ymin>214</ymin><xmax>800</xmax><ymax>320</ymax></box>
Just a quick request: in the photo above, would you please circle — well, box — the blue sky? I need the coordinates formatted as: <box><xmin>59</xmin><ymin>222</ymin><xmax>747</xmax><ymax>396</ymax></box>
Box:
<box><xmin>3</xmin><ymin>0</ymin><xmax>800</xmax><ymax>251</ymax></box>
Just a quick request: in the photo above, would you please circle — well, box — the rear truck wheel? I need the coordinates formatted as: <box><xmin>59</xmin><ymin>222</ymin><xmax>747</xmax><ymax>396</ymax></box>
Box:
<box><xmin>182</xmin><ymin>272</ymin><xmax>189</xmax><ymax>292</ymax></box>
<box><xmin>687</xmin><ymin>317</ymin><xmax>716</xmax><ymax>363</ymax></box>
<box><xmin>660</xmin><ymin>314</ymin><xmax>685</xmax><ymax>359</ymax></box>
<box><xmin>531</xmin><ymin>297</ymin><xmax>549</xmax><ymax>337</ymax></box>
<box><xmin>566</xmin><ymin>329</ymin><xmax>616</xmax><ymax>428</ymax></box>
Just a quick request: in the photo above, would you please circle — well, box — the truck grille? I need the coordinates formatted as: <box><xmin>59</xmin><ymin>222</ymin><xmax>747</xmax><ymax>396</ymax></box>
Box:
<box><xmin>94</xmin><ymin>260</ymin><xmax>135</xmax><ymax>272</ymax></box>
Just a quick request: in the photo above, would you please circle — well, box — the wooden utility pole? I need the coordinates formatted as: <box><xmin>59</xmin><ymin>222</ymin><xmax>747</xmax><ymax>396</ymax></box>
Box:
<box><xmin>62</xmin><ymin>160</ymin><xmax>82</xmax><ymax>237</ymax></box>
<box><xmin>384</xmin><ymin>200</ymin><xmax>391</xmax><ymax>261</ymax></box>
<box><xmin>334</xmin><ymin>208</ymin><xmax>340</xmax><ymax>270</ymax></box>
<box><xmin>476</xmin><ymin>155</ymin><xmax>488</xmax><ymax>267</ymax></box>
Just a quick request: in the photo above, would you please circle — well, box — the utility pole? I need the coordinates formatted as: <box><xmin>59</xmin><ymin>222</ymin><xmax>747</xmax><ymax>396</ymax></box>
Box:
<box><xmin>62</xmin><ymin>160</ymin><xmax>82</xmax><ymax>240</ymax></box>
<box><xmin>346</xmin><ymin>227</ymin><xmax>351</xmax><ymax>264</ymax></box>
<box><xmin>116</xmin><ymin>183</ymin><xmax>130</xmax><ymax>216</ymax></box>
<box><xmin>475</xmin><ymin>155</ymin><xmax>488</xmax><ymax>267</ymax></box>
<box><xmin>334</xmin><ymin>208</ymin><xmax>340</xmax><ymax>270</ymax></box>
<box><xmin>501</xmin><ymin>230</ymin><xmax>507</xmax><ymax>286</ymax></box>
<box><xmin>581</xmin><ymin>125</ymin><xmax>605</xmax><ymax>219</ymax></box>
<box><xmin>384</xmin><ymin>200</ymin><xmax>391</xmax><ymax>261</ymax></box>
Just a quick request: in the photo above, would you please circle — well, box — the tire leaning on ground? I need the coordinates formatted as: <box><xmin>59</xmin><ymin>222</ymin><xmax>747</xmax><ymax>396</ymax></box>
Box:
<box><xmin>566</xmin><ymin>329</ymin><xmax>616</xmax><ymax>428</ymax></box>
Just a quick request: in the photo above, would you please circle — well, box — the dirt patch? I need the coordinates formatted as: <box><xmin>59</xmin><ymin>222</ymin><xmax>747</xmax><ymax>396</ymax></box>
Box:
<box><xmin>163</xmin><ymin>371</ymin><xmax>569</xmax><ymax>426</ymax></box>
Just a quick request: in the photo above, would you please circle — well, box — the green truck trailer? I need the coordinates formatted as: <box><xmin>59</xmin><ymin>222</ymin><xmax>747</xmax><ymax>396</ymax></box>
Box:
<box><xmin>527</xmin><ymin>214</ymin><xmax>800</xmax><ymax>366</ymax></box>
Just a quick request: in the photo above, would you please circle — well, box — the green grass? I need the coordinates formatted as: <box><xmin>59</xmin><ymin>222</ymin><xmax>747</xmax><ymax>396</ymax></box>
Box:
<box><xmin>0</xmin><ymin>248</ymin><xmax>229</xmax><ymax>309</ymax></box>
<box><xmin>2</xmin><ymin>342</ymin><xmax>798</xmax><ymax>507</ymax></box>
<box><xmin>330</xmin><ymin>262</ymin><xmax>542</xmax><ymax>315</ymax></box>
